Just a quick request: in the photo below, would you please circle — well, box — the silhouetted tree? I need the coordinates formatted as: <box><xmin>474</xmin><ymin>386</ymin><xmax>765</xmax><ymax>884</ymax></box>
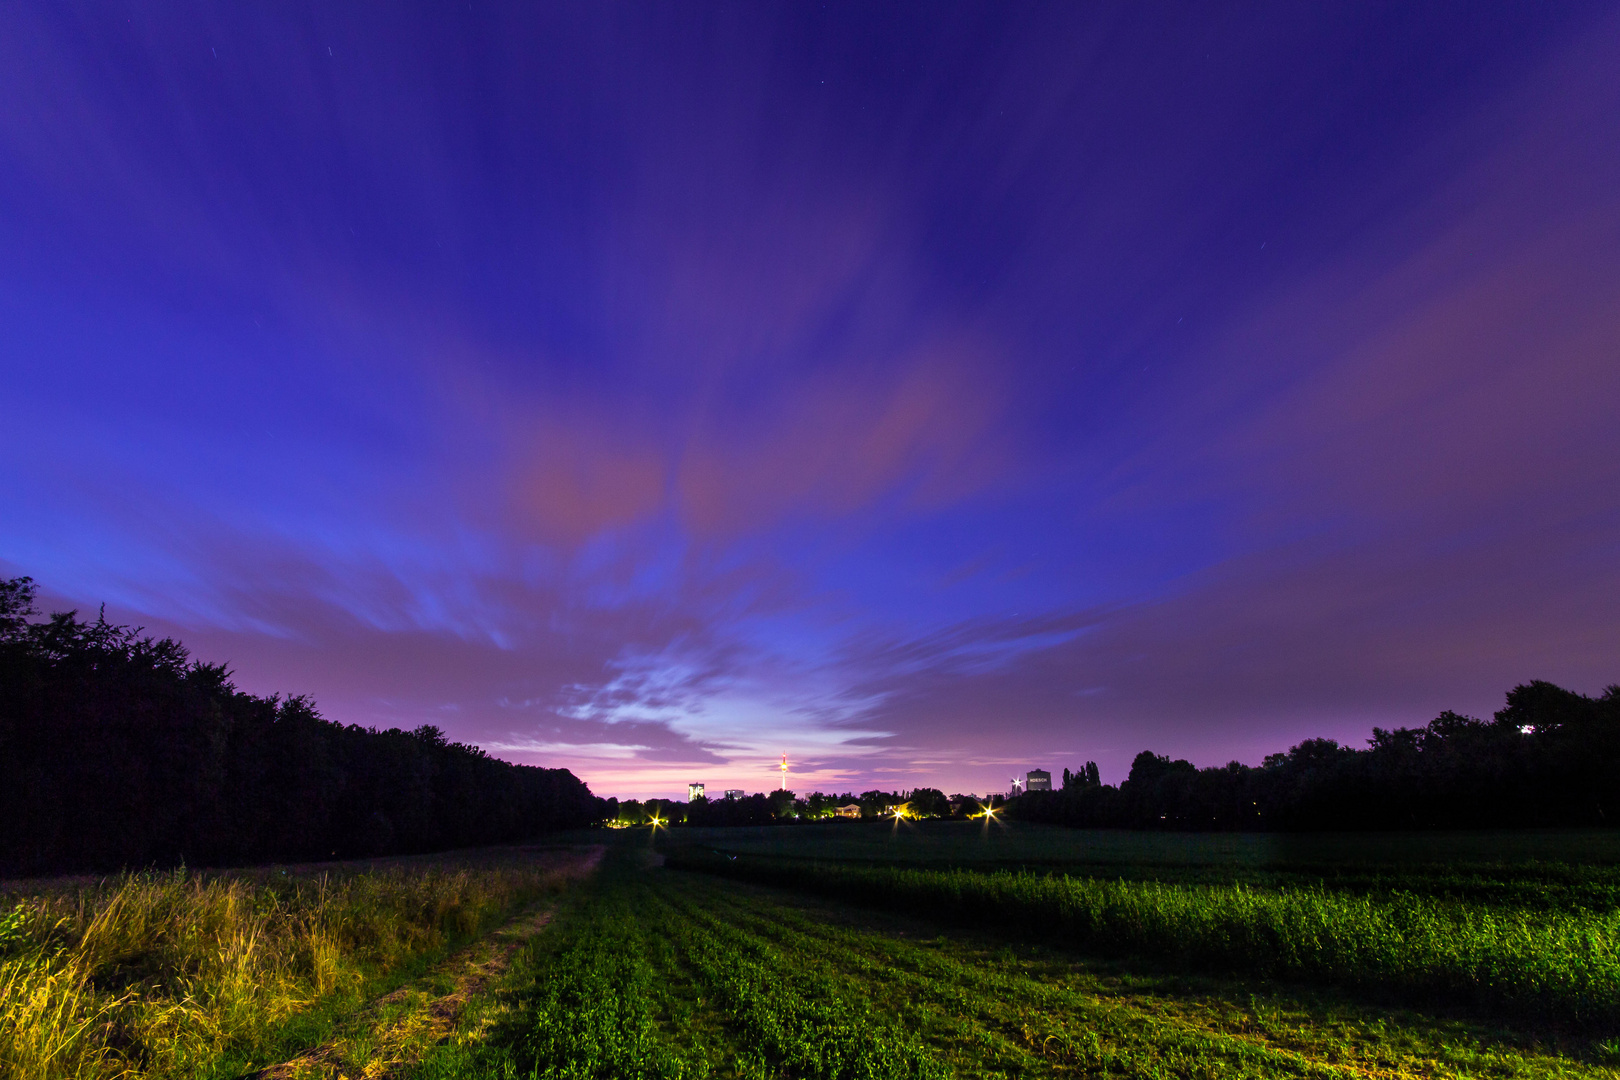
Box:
<box><xmin>0</xmin><ymin>576</ymin><xmax>605</xmax><ymax>875</ymax></box>
<box><xmin>1062</xmin><ymin>762</ymin><xmax>1101</xmax><ymax>789</ymax></box>
<box><xmin>1007</xmin><ymin>681</ymin><xmax>1620</xmax><ymax>832</ymax></box>
<box><xmin>685</xmin><ymin>792</ymin><xmax>776</xmax><ymax>826</ymax></box>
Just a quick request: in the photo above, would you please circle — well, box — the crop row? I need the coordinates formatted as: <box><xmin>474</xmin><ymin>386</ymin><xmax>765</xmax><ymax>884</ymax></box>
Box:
<box><xmin>657</xmin><ymin>891</ymin><xmax>945</xmax><ymax>1080</ymax></box>
<box><xmin>453</xmin><ymin>864</ymin><xmax>946</xmax><ymax>1080</ymax></box>
<box><xmin>669</xmin><ymin>850</ymin><xmax>1620</xmax><ymax>1027</ymax></box>
<box><xmin>497</xmin><ymin>891</ymin><xmax>708</xmax><ymax>1079</ymax></box>
<box><xmin>415</xmin><ymin>853</ymin><xmax>1620</xmax><ymax>1079</ymax></box>
<box><xmin>675</xmin><ymin>876</ymin><xmax>1416</xmax><ymax>1079</ymax></box>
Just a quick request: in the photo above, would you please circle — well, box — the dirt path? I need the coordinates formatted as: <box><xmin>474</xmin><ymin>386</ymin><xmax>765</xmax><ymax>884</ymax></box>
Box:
<box><xmin>247</xmin><ymin>845</ymin><xmax>603</xmax><ymax>1080</ymax></box>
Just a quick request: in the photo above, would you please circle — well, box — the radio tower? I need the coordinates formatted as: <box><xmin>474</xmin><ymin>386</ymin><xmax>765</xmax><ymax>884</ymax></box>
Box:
<box><xmin>779</xmin><ymin>753</ymin><xmax>789</xmax><ymax>791</ymax></box>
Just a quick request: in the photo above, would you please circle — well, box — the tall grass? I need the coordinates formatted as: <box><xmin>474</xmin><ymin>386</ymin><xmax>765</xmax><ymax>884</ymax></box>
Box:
<box><xmin>672</xmin><ymin>852</ymin><xmax>1620</xmax><ymax>1028</ymax></box>
<box><xmin>0</xmin><ymin>857</ymin><xmax>573</xmax><ymax>1080</ymax></box>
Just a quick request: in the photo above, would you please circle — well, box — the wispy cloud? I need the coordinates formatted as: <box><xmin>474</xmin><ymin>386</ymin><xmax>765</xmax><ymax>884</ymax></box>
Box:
<box><xmin>2</xmin><ymin>5</ymin><xmax>1616</xmax><ymax>799</ymax></box>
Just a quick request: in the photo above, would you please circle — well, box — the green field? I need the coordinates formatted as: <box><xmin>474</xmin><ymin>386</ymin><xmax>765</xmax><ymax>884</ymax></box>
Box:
<box><xmin>672</xmin><ymin>820</ymin><xmax>1620</xmax><ymax>909</ymax></box>
<box><xmin>671</xmin><ymin>819</ymin><xmax>1620</xmax><ymax>870</ymax></box>
<box><xmin>409</xmin><ymin>830</ymin><xmax>1620</xmax><ymax>1079</ymax></box>
<box><xmin>7</xmin><ymin>826</ymin><xmax>1619</xmax><ymax>1078</ymax></box>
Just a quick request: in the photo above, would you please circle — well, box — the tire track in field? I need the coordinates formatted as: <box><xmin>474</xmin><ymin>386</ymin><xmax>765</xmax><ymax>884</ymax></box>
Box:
<box><xmin>246</xmin><ymin>845</ymin><xmax>603</xmax><ymax>1080</ymax></box>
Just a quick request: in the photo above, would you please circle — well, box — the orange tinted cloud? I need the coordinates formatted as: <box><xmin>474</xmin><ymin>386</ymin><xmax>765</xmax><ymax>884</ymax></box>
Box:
<box><xmin>677</xmin><ymin>335</ymin><xmax>1012</xmax><ymax>535</ymax></box>
<box><xmin>511</xmin><ymin>416</ymin><xmax>667</xmax><ymax>544</ymax></box>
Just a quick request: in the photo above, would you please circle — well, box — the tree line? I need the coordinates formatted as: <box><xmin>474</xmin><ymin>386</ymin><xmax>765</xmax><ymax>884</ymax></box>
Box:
<box><xmin>612</xmin><ymin>680</ymin><xmax>1619</xmax><ymax>834</ymax></box>
<box><xmin>1009</xmin><ymin>680</ymin><xmax>1620</xmax><ymax>830</ymax></box>
<box><xmin>0</xmin><ymin>576</ymin><xmax>605</xmax><ymax>876</ymax></box>
<box><xmin>608</xmin><ymin>786</ymin><xmax>960</xmax><ymax>826</ymax></box>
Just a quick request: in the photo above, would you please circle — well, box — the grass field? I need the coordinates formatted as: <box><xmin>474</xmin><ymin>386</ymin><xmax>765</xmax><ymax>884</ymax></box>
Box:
<box><xmin>8</xmin><ymin>826</ymin><xmax>1618</xmax><ymax>1078</ymax></box>
<box><xmin>671</xmin><ymin>819</ymin><xmax>1620</xmax><ymax>871</ymax></box>
<box><xmin>0</xmin><ymin>846</ymin><xmax>596</xmax><ymax>1080</ymax></box>
<box><xmin>673</xmin><ymin>820</ymin><xmax>1620</xmax><ymax>909</ymax></box>
<box><xmin>411</xmin><ymin>835</ymin><xmax>1620</xmax><ymax>1079</ymax></box>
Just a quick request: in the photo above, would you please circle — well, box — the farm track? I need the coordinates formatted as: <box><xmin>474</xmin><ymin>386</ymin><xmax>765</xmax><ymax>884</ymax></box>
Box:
<box><xmin>247</xmin><ymin>846</ymin><xmax>603</xmax><ymax>1080</ymax></box>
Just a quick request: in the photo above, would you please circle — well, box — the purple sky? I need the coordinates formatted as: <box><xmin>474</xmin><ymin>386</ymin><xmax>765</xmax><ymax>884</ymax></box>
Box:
<box><xmin>3</xmin><ymin>3</ymin><xmax>1618</xmax><ymax>799</ymax></box>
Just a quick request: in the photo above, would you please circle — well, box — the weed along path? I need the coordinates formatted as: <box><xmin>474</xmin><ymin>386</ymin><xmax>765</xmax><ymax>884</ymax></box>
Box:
<box><xmin>0</xmin><ymin>843</ymin><xmax>610</xmax><ymax>1080</ymax></box>
<box><xmin>246</xmin><ymin>845</ymin><xmax>603</xmax><ymax>1080</ymax></box>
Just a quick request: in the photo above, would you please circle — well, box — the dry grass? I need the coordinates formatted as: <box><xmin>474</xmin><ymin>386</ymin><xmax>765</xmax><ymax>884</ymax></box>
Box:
<box><xmin>0</xmin><ymin>849</ymin><xmax>591</xmax><ymax>1080</ymax></box>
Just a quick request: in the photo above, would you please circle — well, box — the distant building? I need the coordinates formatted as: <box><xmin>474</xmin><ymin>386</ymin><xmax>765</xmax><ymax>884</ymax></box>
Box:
<box><xmin>688</xmin><ymin>783</ymin><xmax>705</xmax><ymax>800</ymax></box>
<box><xmin>1026</xmin><ymin>769</ymin><xmax>1052</xmax><ymax>792</ymax></box>
<box><xmin>833</xmin><ymin>804</ymin><xmax>862</xmax><ymax>819</ymax></box>
<box><xmin>724</xmin><ymin>789</ymin><xmax>745</xmax><ymax>800</ymax></box>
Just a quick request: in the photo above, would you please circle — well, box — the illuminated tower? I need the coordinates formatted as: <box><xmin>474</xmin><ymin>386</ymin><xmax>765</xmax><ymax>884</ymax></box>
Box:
<box><xmin>779</xmin><ymin>753</ymin><xmax>789</xmax><ymax>791</ymax></box>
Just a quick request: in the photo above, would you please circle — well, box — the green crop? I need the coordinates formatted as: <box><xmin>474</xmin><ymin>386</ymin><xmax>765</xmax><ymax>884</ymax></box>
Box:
<box><xmin>670</xmin><ymin>851</ymin><xmax>1620</xmax><ymax>1028</ymax></box>
<box><xmin>501</xmin><ymin>894</ymin><xmax>708</xmax><ymax>1079</ymax></box>
<box><xmin>659</xmin><ymin>893</ymin><xmax>945</xmax><ymax>1080</ymax></box>
<box><xmin>418</xmin><ymin>856</ymin><xmax>946</xmax><ymax>1080</ymax></box>
<box><xmin>417</xmin><ymin>846</ymin><xmax>1619</xmax><ymax>1079</ymax></box>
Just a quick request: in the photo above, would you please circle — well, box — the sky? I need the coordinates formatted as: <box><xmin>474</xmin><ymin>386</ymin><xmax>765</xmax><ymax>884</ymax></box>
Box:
<box><xmin>3</xmin><ymin>2</ymin><xmax>1618</xmax><ymax>800</ymax></box>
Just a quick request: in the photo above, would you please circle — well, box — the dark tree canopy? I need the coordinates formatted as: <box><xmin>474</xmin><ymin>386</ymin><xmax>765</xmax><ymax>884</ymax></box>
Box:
<box><xmin>0</xmin><ymin>577</ymin><xmax>604</xmax><ymax>875</ymax></box>
<box><xmin>1010</xmin><ymin>681</ymin><xmax>1620</xmax><ymax>831</ymax></box>
<box><xmin>907</xmin><ymin>787</ymin><xmax>951</xmax><ymax>819</ymax></box>
<box><xmin>685</xmin><ymin>792</ymin><xmax>778</xmax><ymax>827</ymax></box>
